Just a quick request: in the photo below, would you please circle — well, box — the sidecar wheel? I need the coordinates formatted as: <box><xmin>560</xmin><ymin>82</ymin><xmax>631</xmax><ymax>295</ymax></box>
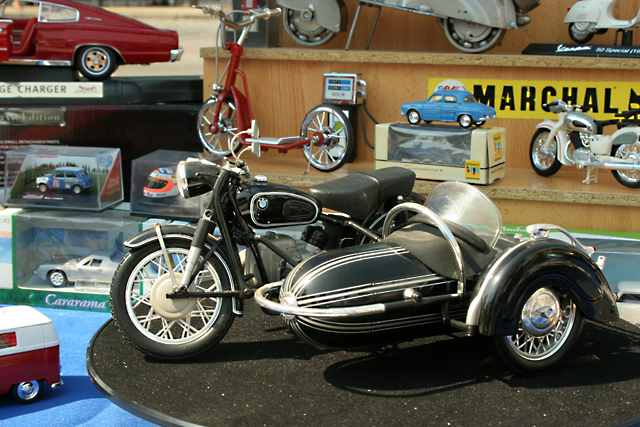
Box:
<box><xmin>493</xmin><ymin>286</ymin><xmax>584</xmax><ymax>375</ymax></box>
<box><xmin>301</xmin><ymin>104</ymin><xmax>355</xmax><ymax>172</ymax></box>
<box><xmin>440</xmin><ymin>18</ymin><xmax>505</xmax><ymax>54</ymax></box>
<box><xmin>282</xmin><ymin>7</ymin><xmax>336</xmax><ymax>47</ymax></box>
<box><xmin>197</xmin><ymin>97</ymin><xmax>241</xmax><ymax>156</ymax></box>
<box><xmin>568</xmin><ymin>22</ymin><xmax>595</xmax><ymax>44</ymax></box>
<box><xmin>110</xmin><ymin>239</ymin><xmax>234</xmax><ymax>359</ymax></box>
<box><xmin>611</xmin><ymin>143</ymin><xmax>640</xmax><ymax>188</ymax></box>
<box><xmin>530</xmin><ymin>129</ymin><xmax>562</xmax><ymax>176</ymax></box>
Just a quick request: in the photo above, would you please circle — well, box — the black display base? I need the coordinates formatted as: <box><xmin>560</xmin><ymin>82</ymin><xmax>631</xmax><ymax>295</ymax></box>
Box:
<box><xmin>523</xmin><ymin>43</ymin><xmax>640</xmax><ymax>58</ymax></box>
<box><xmin>88</xmin><ymin>300</ymin><xmax>640</xmax><ymax>427</ymax></box>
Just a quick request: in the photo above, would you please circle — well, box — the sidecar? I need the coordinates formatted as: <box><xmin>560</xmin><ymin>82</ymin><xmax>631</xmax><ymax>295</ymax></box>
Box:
<box><xmin>255</xmin><ymin>181</ymin><xmax>619</xmax><ymax>375</ymax></box>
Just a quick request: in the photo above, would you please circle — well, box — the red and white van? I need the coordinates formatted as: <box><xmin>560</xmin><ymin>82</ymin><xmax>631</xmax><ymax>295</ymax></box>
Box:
<box><xmin>0</xmin><ymin>306</ymin><xmax>63</xmax><ymax>404</ymax></box>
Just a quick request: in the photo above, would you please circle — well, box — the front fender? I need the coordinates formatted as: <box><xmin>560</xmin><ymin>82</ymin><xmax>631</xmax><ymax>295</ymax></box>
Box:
<box><xmin>467</xmin><ymin>238</ymin><xmax>618</xmax><ymax>336</ymax></box>
<box><xmin>277</xmin><ymin>0</ymin><xmax>347</xmax><ymax>33</ymax></box>
<box><xmin>564</xmin><ymin>2</ymin><xmax>600</xmax><ymax>24</ymax></box>
<box><xmin>535</xmin><ymin>120</ymin><xmax>555</xmax><ymax>130</ymax></box>
<box><xmin>125</xmin><ymin>224</ymin><xmax>199</xmax><ymax>248</ymax></box>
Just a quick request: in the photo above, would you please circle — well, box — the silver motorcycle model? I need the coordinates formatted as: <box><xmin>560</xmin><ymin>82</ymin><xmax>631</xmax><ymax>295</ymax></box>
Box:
<box><xmin>279</xmin><ymin>0</ymin><xmax>541</xmax><ymax>53</ymax></box>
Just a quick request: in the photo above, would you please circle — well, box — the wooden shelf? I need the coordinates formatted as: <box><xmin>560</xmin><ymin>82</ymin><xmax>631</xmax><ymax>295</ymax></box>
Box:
<box><xmin>201</xmin><ymin>47</ymin><xmax>640</xmax><ymax>71</ymax></box>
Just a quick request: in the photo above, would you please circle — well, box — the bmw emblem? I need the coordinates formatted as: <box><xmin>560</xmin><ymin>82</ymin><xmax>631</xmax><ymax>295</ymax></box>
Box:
<box><xmin>257</xmin><ymin>197</ymin><xmax>269</xmax><ymax>210</ymax></box>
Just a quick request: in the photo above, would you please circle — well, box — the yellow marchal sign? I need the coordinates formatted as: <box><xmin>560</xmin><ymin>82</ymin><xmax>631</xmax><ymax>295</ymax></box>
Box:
<box><xmin>429</xmin><ymin>78</ymin><xmax>640</xmax><ymax>120</ymax></box>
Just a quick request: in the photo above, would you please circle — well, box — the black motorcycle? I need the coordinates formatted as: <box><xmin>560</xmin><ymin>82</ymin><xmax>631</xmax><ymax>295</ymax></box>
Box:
<box><xmin>110</xmin><ymin>158</ymin><xmax>618</xmax><ymax>375</ymax></box>
<box><xmin>110</xmin><ymin>159</ymin><xmax>422</xmax><ymax>359</ymax></box>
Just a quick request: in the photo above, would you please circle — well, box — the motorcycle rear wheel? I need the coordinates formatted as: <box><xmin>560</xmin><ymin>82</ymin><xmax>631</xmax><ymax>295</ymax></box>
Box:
<box><xmin>612</xmin><ymin>143</ymin><xmax>640</xmax><ymax>188</ymax></box>
<box><xmin>110</xmin><ymin>239</ymin><xmax>234</xmax><ymax>359</ymax></box>
<box><xmin>530</xmin><ymin>129</ymin><xmax>562</xmax><ymax>176</ymax></box>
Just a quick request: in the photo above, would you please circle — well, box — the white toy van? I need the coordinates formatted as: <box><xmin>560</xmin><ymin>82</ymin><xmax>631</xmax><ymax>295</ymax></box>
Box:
<box><xmin>0</xmin><ymin>305</ymin><xmax>63</xmax><ymax>403</ymax></box>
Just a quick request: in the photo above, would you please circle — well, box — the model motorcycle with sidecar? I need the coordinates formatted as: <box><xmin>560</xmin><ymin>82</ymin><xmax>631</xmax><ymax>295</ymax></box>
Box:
<box><xmin>110</xmin><ymin>156</ymin><xmax>618</xmax><ymax>375</ymax></box>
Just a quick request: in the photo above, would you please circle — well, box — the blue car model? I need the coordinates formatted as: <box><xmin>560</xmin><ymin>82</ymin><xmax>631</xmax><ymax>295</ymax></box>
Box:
<box><xmin>36</xmin><ymin>166</ymin><xmax>93</xmax><ymax>194</ymax></box>
<box><xmin>401</xmin><ymin>90</ymin><xmax>496</xmax><ymax>128</ymax></box>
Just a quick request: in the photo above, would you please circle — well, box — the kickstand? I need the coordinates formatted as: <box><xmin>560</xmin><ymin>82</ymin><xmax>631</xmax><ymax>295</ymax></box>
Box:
<box><xmin>583</xmin><ymin>166</ymin><xmax>599</xmax><ymax>184</ymax></box>
<box><xmin>303</xmin><ymin>155</ymin><xmax>312</xmax><ymax>175</ymax></box>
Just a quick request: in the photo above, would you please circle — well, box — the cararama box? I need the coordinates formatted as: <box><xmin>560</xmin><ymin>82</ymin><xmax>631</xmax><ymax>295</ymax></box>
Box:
<box><xmin>375</xmin><ymin>123</ymin><xmax>506</xmax><ymax>184</ymax></box>
<box><xmin>4</xmin><ymin>144</ymin><xmax>123</xmax><ymax>210</ymax></box>
<box><xmin>130</xmin><ymin>149</ymin><xmax>223</xmax><ymax>222</ymax></box>
<box><xmin>0</xmin><ymin>205</ymin><xmax>164</xmax><ymax>311</ymax></box>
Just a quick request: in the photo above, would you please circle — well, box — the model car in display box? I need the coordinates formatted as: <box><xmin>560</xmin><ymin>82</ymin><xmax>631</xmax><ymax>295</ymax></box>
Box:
<box><xmin>0</xmin><ymin>305</ymin><xmax>62</xmax><ymax>404</ymax></box>
<box><xmin>4</xmin><ymin>145</ymin><xmax>123</xmax><ymax>211</ymax></box>
<box><xmin>34</xmin><ymin>249</ymin><xmax>123</xmax><ymax>288</ymax></box>
<box><xmin>401</xmin><ymin>90</ymin><xmax>496</xmax><ymax>128</ymax></box>
<box><xmin>35</xmin><ymin>166</ymin><xmax>93</xmax><ymax>194</ymax></box>
<box><xmin>0</xmin><ymin>0</ymin><xmax>183</xmax><ymax>80</ymax></box>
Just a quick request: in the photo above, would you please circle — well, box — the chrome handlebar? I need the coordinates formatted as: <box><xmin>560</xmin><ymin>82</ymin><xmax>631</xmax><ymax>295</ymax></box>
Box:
<box><xmin>195</xmin><ymin>4</ymin><xmax>282</xmax><ymax>30</ymax></box>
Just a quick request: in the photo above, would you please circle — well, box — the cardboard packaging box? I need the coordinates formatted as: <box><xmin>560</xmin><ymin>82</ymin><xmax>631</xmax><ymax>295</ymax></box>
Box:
<box><xmin>375</xmin><ymin>123</ymin><xmax>506</xmax><ymax>184</ymax></box>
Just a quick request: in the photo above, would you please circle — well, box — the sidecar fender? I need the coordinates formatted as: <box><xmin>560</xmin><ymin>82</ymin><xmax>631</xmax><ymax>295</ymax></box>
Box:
<box><xmin>467</xmin><ymin>238</ymin><xmax>618</xmax><ymax>336</ymax></box>
<box><xmin>277</xmin><ymin>0</ymin><xmax>347</xmax><ymax>33</ymax></box>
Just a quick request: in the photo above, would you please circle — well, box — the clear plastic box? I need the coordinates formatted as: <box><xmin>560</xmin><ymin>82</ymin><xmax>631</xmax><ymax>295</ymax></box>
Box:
<box><xmin>3</xmin><ymin>144</ymin><xmax>123</xmax><ymax>211</ymax></box>
<box><xmin>130</xmin><ymin>149</ymin><xmax>223</xmax><ymax>221</ymax></box>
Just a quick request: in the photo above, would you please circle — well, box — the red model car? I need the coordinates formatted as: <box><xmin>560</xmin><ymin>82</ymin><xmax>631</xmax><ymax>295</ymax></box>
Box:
<box><xmin>0</xmin><ymin>0</ymin><xmax>183</xmax><ymax>80</ymax></box>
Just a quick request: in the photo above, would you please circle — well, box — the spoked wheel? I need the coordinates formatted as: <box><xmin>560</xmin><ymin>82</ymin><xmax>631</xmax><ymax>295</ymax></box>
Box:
<box><xmin>76</xmin><ymin>46</ymin><xmax>118</xmax><ymax>81</ymax></box>
<box><xmin>569</xmin><ymin>22</ymin><xmax>595</xmax><ymax>44</ymax></box>
<box><xmin>494</xmin><ymin>286</ymin><xmax>584</xmax><ymax>375</ymax></box>
<box><xmin>110</xmin><ymin>239</ymin><xmax>234</xmax><ymax>359</ymax></box>
<box><xmin>612</xmin><ymin>143</ymin><xmax>640</xmax><ymax>188</ymax></box>
<box><xmin>440</xmin><ymin>18</ymin><xmax>506</xmax><ymax>53</ymax></box>
<box><xmin>301</xmin><ymin>104</ymin><xmax>355</xmax><ymax>172</ymax></box>
<box><xmin>530</xmin><ymin>129</ymin><xmax>562</xmax><ymax>176</ymax></box>
<box><xmin>282</xmin><ymin>7</ymin><xmax>336</xmax><ymax>47</ymax></box>
<box><xmin>197</xmin><ymin>97</ymin><xmax>240</xmax><ymax>156</ymax></box>
<box><xmin>10</xmin><ymin>380</ymin><xmax>44</xmax><ymax>404</ymax></box>
<box><xmin>48</xmin><ymin>270</ymin><xmax>68</xmax><ymax>288</ymax></box>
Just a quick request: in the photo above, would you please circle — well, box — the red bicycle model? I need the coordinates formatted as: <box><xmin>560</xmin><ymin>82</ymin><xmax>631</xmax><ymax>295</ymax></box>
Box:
<box><xmin>196</xmin><ymin>5</ymin><xmax>355</xmax><ymax>172</ymax></box>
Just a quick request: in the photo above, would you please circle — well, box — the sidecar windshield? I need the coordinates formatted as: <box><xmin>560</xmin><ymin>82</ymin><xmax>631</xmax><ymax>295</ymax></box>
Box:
<box><xmin>424</xmin><ymin>181</ymin><xmax>502</xmax><ymax>248</ymax></box>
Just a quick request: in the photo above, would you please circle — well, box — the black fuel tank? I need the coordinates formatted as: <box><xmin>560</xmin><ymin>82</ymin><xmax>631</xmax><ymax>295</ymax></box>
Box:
<box><xmin>280</xmin><ymin>242</ymin><xmax>464</xmax><ymax>348</ymax></box>
<box><xmin>236</xmin><ymin>180</ymin><xmax>321</xmax><ymax>229</ymax></box>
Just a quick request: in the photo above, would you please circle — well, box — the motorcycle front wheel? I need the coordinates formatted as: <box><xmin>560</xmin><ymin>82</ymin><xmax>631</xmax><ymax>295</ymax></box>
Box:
<box><xmin>110</xmin><ymin>239</ymin><xmax>235</xmax><ymax>359</ymax></box>
<box><xmin>282</xmin><ymin>7</ymin><xmax>336</xmax><ymax>47</ymax></box>
<box><xmin>197</xmin><ymin>97</ymin><xmax>241</xmax><ymax>156</ymax></box>
<box><xmin>440</xmin><ymin>18</ymin><xmax>505</xmax><ymax>54</ymax></box>
<box><xmin>568</xmin><ymin>22</ymin><xmax>595</xmax><ymax>44</ymax></box>
<box><xmin>301</xmin><ymin>104</ymin><xmax>355</xmax><ymax>172</ymax></box>
<box><xmin>612</xmin><ymin>143</ymin><xmax>640</xmax><ymax>188</ymax></box>
<box><xmin>530</xmin><ymin>129</ymin><xmax>562</xmax><ymax>176</ymax></box>
<box><xmin>493</xmin><ymin>285</ymin><xmax>584</xmax><ymax>375</ymax></box>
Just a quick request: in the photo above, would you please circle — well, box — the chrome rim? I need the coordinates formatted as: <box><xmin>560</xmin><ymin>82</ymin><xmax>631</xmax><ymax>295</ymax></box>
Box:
<box><xmin>301</xmin><ymin>107</ymin><xmax>349</xmax><ymax>171</ymax></box>
<box><xmin>614</xmin><ymin>143</ymin><xmax>640</xmax><ymax>184</ymax></box>
<box><xmin>49</xmin><ymin>271</ymin><xmax>66</xmax><ymax>287</ymax></box>
<box><xmin>125</xmin><ymin>247</ymin><xmax>224</xmax><ymax>345</ymax></box>
<box><xmin>570</xmin><ymin>22</ymin><xmax>595</xmax><ymax>40</ymax></box>
<box><xmin>458</xmin><ymin>115</ymin><xmax>472</xmax><ymax>127</ymax></box>
<box><xmin>198</xmin><ymin>99</ymin><xmax>238</xmax><ymax>156</ymax></box>
<box><xmin>507</xmin><ymin>287</ymin><xmax>576</xmax><ymax>361</ymax></box>
<box><xmin>443</xmin><ymin>18</ymin><xmax>505</xmax><ymax>53</ymax></box>
<box><xmin>532</xmin><ymin>131</ymin><xmax>557</xmax><ymax>171</ymax></box>
<box><xmin>16</xmin><ymin>381</ymin><xmax>40</xmax><ymax>401</ymax></box>
<box><xmin>283</xmin><ymin>8</ymin><xmax>335</xmax><ymax>47</ymax></box>
<box><xmin>83</xmin><ymin>48</ymin><xmax>109</xmax><ymax>74</ymax></box>
<box><xmin>407</xmin><ymin>110</ymin><xmax>420</xmax><ymax>124</ymax></box>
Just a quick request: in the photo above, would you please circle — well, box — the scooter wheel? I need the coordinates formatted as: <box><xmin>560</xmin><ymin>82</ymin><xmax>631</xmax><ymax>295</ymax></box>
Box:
<box><xmin>530</xmin><ymin>129</ymin><xmax>562</xmax><ymax>177</ymax></box>
<box><xmin>300</xmin><ymin>104</ymin><xmax>355</xmax><ymax>172</ymax></box>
